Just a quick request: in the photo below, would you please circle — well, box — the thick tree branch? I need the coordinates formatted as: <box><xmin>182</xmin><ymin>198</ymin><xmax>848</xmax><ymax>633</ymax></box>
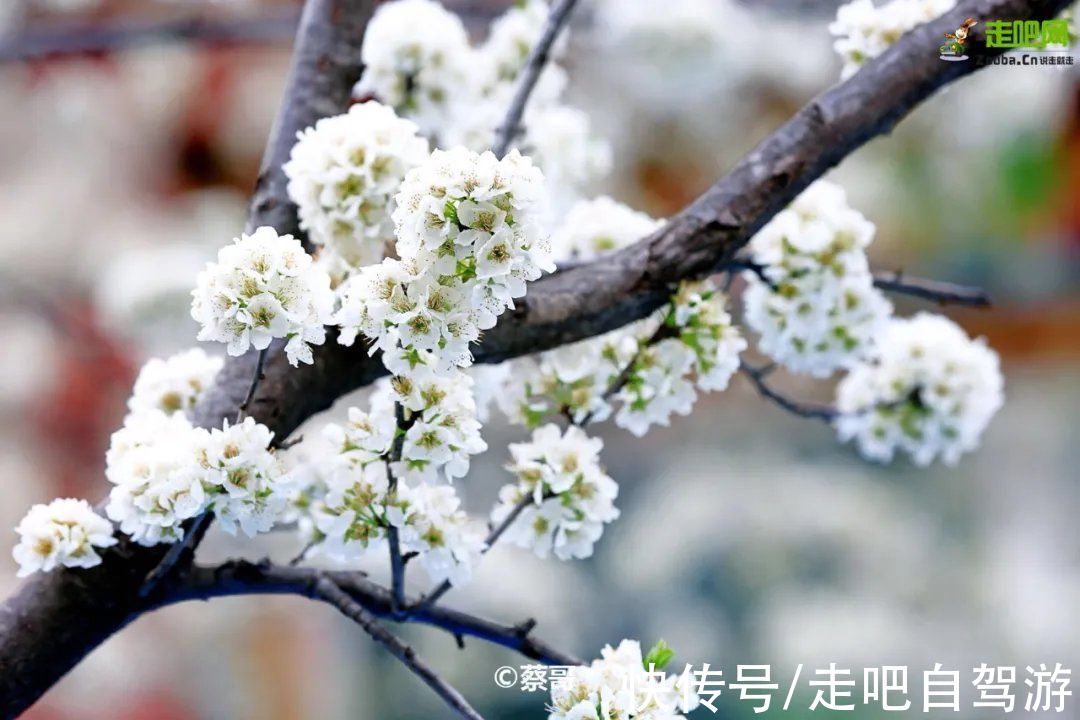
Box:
<box><xmin>0</xmin><ymin>0</ymin><xmax>1068</xmax><ymax>714</ymax></box>
<box><xmin>313</xmin><ymin>578</ymin><xmax>486</xmax><ymax>720</ymax></box>
<box><xmin>0</xmin><ymin>11</ymin><xmax>300</xmax><ymax>63</ymax></box>
<box><xmin>0</xmin><ymin>2</ymin><xmax>379</xmax><ymax>716</ymax></box>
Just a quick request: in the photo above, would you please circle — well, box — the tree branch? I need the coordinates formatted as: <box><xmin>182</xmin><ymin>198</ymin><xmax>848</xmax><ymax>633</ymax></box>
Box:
<box><xmin>727</xmin><ymin>258</ymin><xmax>991</xmax><ymax>307</ymax></box>
<box><xmin>166</xmin><ymin>559</ymin><xmax>582</xmax><ymax>666</ymax></box>
<box><xmin>0</xmin><ymin>11</ymin><xmax>300</xmax><ymax>63</ymax></box>
<box><xmin>740</xmin><ymin>362</ymin><xmax>839</xmax><ymax>423</ymax></box>
<box><xmin>313</xmin><ymin>577</ymin><xmax>486</xmax><ymax>720</ymax></box>
<box><xmin>0</xmin><ymin>2</ymin><xmax>379</xmax><ymax>715</ymax></box>
<box><xmin>492</xmin><ymin>0</ymin><xmax>580</xmax><ymax>158</ymax></box>
<box><xmin>872</xmin><ymin>269</ymin><xmax>992</xmax><ymax>307</ymax></box>
<box><xmin>387</xmin><ymin>402</ymin><xmax>408</xmax><ymax>615</ymax></box>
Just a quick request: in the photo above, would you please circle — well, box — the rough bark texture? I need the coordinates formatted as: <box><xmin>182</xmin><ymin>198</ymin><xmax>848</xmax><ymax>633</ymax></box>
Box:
<box><xmin>0</xmin><ymin>0</ymin><xmax>1071</xmax><ymax>715</ymax></box>
<box><xmin>0</xmin><ymin>1</ymin><xmax>377</xmax><ymax>716</ymax></box>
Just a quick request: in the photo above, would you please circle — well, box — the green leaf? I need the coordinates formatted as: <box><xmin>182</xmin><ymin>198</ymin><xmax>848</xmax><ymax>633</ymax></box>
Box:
<box><xmin>643</xmin><ymin>639</ymin><xmax>675</xmax><ymax>671</ymax></box>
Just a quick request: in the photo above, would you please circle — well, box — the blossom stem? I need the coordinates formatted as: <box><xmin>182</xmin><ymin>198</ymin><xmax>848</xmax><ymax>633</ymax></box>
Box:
<box><xmin>491</xmin><ymin>0</ymin><xmax>580</xmax><ymax>158</ymax></box>
<box><xmin>236</xmin><ymin>347</ymin><xmax>269</xmax><ymax>423</ymax></box>
<box><xmin>313</xmin><ymin>577</ymin><xmax>487</xmax><ymax>720</ymax></box>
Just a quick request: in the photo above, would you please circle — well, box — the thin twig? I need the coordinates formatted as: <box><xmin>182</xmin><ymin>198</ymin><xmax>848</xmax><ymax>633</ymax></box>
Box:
<box><xmin>387</xmin><ymin>402</ymin><xmax>408</xmax><ymax>615</ymax></box>
<box><xmin>314</xmin><ymin>577</ymin><xmax>486</xmax><ymax>720</ymax></box>
<box><xmin>491</xmin><ymin>0</ymin><xmax>579</xmax><ymax>158</ymax></box>
<box><xmin>138</xmin><ymin>511</ymin><xmax>213</xmax><ymax>599</ymax></box>
<box><xmin>236</xmin><ymin>347</ymin><xmax>269</xmax><ymax>423</ymax></box>
<box><xmin>173</xmin><ymin>559</ymin><xmax>581</xmax><ymax>665</ymax></box>
<box><xmin>725</xmin><ymin>257</ymin><xmax>990</xmax><ymax>307</ymax></box>
<box><xmin>739</xmin><ymin>362</ymin><xmax>838</xmax><ymax>423</ymax></box>
<box><xmin>873</xmin><ymin>270</ymin><xmax>991</xmax><ymax>307</ymax></box>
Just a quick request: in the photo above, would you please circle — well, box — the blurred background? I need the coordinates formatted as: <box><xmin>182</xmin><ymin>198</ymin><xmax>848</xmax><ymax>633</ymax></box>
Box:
<box><xmin>1</xmin><ymin>0</ymin><xmax>1078</xmax><ymax>718</ymax></box>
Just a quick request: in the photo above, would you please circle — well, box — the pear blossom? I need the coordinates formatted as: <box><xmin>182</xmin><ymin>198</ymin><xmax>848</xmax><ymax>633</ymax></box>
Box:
<box><xmin>491</xmin><ymin>424</ymin><xmax>619</xmax><ymax>560</ymax></box>
<box><xmin>191</xmin><ymin>226</ymin><xmax>334</xmax><ymax>366</ymax></box>
<box><xmin>393</xmin><ymin>483</ymin><xmax>487</xmax><ymax>586</ymax></box>
<box><xmin>834</xmin><ymin>313</ymin><xmax>1004</xmax><ymax>466</ymax></box>
<box><xmin>479</xmin><ymin>0</ymin><xmax>567</xmax><ymax>86</ymax></box>
<box><xmin>196</xmin><ymin>417</ymin><xmax>291</xmax><ymax>537</ymax></box>
<box><xmin>13</xmin><ymin>499</ymin><xmax>117</xmax><ymax>577</ymax></box>
<box><xmin>127</xmin><ymin>348</ymin><xmax>223</xmax><ymax>418</ymax></box>
<box><xmin>614</xmin><ymin>282</ymin><xmax>745</xmax><ymax>437</ymax></box>
<box><xmin>336</xmin><ymin>147</ymin><xmax>553</xmax><ymax>375</ymax></box>
<box><xmin>742</xmin><ymin>180</ymin><xmax>892</xmax><ymax>378</ymax></box>
<box><xmin>352</xmin><ymin>0</ymin><xmax>474</xmax><ymax>136</ymax></box>
<box><xmin>105</xmin><ymin>411</ymin><xmax>290</xmax><ymax>545</ymax></box>
<box><xmin>284</xmin><ymin>102</ymin><xmax>430</xmax><ymax>271</ymax></box>
<box><xmin>549</xmin><ymin>639</ymin><xmax>699</xmax><ymax>720</ymax></box>
<box><xmin>830</xmin><ymin>0</ymin><xmax>957</xmax><ymax>79</ymax></box>
<box><xmin>550</xmin><ymin>196</ymin><xmax>661</xmax><ymax>261</ymax></box>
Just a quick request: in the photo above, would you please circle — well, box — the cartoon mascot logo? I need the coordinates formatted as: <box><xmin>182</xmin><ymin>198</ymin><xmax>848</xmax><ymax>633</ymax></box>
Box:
<box><xmin>940</xmin><ymin>17</ymin><xmax>978</xmax><ymax>60</ymax></box>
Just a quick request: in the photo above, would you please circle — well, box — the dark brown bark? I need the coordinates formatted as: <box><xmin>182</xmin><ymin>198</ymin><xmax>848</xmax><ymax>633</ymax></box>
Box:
<box><xmin>0</xmin><ymin>0</ymin><xmax>1070</xmax><ymax>715</ymax></box>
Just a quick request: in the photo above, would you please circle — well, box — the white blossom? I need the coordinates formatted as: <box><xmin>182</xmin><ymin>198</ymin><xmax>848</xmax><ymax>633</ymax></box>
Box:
<box><xmin>834</xmin><ymin>313</ymin><xmax>1004</xmax><ymax>466</ymax></box>
<box><xmin>742</xmin><ymin>180</ymin><xmax>892</xmax><ymax>378</ymax></box>
<box><xmin>393</xmin><ymin>483</ymin><xmax>487</xmax><ymax>586</ymax></box>
<box><xmin>284</xmin><ymin>102</ymin><xmax>430</xmax><ymax>271</ymax></box>
<box><xmin>197</xmin><ymin>417</ymin><xmax>291</xmax><ymax>537</ymax></box>
<box><xmin>336</xmin><ymin>147</ymin><xmax>553</xmax><ymax>374</ymax></box>
<box><xmin>353</xmin><ymin>0</ymin><xmax>474</xmax><ymax>136</ymax></box>
<box><xmin>105</xmin><ymin>411</ymin><xmax>206</xmax><ymax>545</ymax></box>
<box><xmin>614</xmin><ymin>282</ymin><xmax>745</xmax><ymax>437</ymax></box>
<box><xmin>492</xmin><ymin>424</ymin><xmax>618</xmax><ymax>560</ymax></box>
<box><xmin>549</xmin><ymin>639</ymin><xmax>699</xmax><ymax>720</ymax></box>
<box><xmin>191</xmin><ymin>226</ymin><xmax>334</xmax><ymax>366</ymax></box>
<box><xmin>105</xmin><ymin>411</ymin><xmax>290</xmax><ymax>545</ymax></box>
<box><xmin>127</xmin><ymin>348</ymin><xmax>223</xmax><ymax>418</ymax></box>
<box><xmin>13</xmin><ymin>499</ymin><xmax>117</xmax><ymax>577</ymax></box>
<box><xmin>830</xmin><ymin>0</ymin><xmax>957</xmax><ymax>79</ymax></box>
<box><xmin>297</xmin><ymin>401</ymin><xmax>486</xmax><ymax>586</ymax></box>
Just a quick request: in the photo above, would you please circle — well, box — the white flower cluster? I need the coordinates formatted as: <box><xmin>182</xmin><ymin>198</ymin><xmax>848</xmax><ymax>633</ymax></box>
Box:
<box><xmin>191</xmin><ymin>226</ymin><xmax>334</xmax><ymax>366</ymax></box>
<box><xmin>834</xmin><ymin>313</ymin><xmax>1004</xmax><ymax>466</ymax></box>
<box><xmin>105</xmin><ymin>412</ymin><xmax>290</xmax><ymax>545</ymax></box>
<box><xmin>299</xmin><ymin>386</ymin><xmax>487</xmax><ymax>586</ymax></box>
<box><xmin>353</xmin><ymin>0</ymin><xmax>473</xmax><ymax>136</ymax></box>
<box><xmin>614</xmin><ymin>282</ymin><xmax>746</xmax><ymax>437</ymax></box>
<box><xmin>336</xmin><ymin>147</ymin><xmax>552</xmax><ymax>374</ymax></box>
<box><xmin>357</xmin><ymin>0</ymin><xmax>609</xmax><ymax>212</ymax></box>
<box><xmin>830</xmin><ymin>0</ymin><xmax>957</xmax><ymax>78</ymax></box>
<box><xmin>13</xmin><ymin>499</ymin><xmax>117</xmax><ymax>577</ymax></box>
<box><xmin>491</xmin><ymin>424</ymin><xmax>619</xmax><ymax>560</ymax></box>
<box><xmin>549</xmin><ymin>639</ymin><xmax>699</xmax><ymax>720</ymax></box>
<box><xmin>742</xmin><ymin>181</ymin><xmax>892</xmax><ymax>378</ymax></box>
<box><xmin>284</xmin><ymin>102</ymin><xmax>430</xmax><ymax>273</ymax></box>
<box><xmin>494</xmin><ymin>197</ymin><xmax>660</xmax><ymax>426</ymax></box>
<box><xmin>127</xmin><ymin>348</ymin><xmax>222</xmax><ymax>418</ymax></box>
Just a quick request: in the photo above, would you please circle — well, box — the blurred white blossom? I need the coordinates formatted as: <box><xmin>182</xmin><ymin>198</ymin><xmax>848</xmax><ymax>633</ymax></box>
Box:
<box><xmin>830</xmin><ymin>0</ymin><xmax>957</xmax><ymax>79</ymax></box>
<box><xmin>835</xmin><ymin>313</ymin><xmax>1004</xmax><ymax>466</ymax></box>
<box><xmin>127</xmin><ymin>348</ymin><xmax>223</xmax><ymax>419</ymax></box>
<box><xmin>13</xmin><ymin>499</ymin><xmax>116</xmax><ymax>577</ymax></box>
